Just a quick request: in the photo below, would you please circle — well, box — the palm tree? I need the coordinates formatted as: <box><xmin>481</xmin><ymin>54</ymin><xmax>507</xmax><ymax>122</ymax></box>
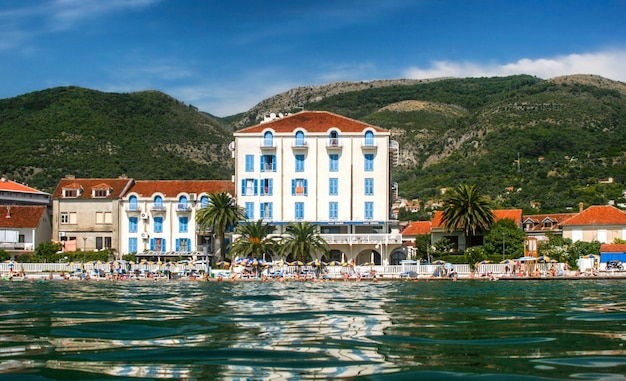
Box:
<box><xmin>195</xmin><ymin>192</ymin><xmax>245</xmax><ymax>263</ymax></box>
<box><xmin>229</xmin><ymin>219</ymin><xmax>277</xmax><ymax>261</ymax></box>
<box><xmin>441</xmin><ymin>184</ymin><xmax>494</xmax><ymax>250</ymax></box>
<box><xmin>279</xmin><ymin>222</ymin><xmax>329</xmax><ymax>262</ymax></box>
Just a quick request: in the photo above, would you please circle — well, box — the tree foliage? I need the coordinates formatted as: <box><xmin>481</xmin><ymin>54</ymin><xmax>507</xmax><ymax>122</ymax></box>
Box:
<box><xmin>441</xmin><ymin>184</ymin><xmax>495</xmax><ymax>247</ymax></box>
<box><xmin>195</xmin><ymin>192</ymin><xmax>245</xmax><ymax>262</ymax></box>
<box><xmin>229</xmin><ymin>220</ymin><xmax>277</xmax><ymax>260</ymax></box>
<box><xmin>279</xmin><ymin>222</ymin><xmax>329</xmax><ymax>262</ymax></box>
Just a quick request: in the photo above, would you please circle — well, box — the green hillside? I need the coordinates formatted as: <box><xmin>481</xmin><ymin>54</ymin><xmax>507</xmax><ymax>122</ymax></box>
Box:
<box><xmin>0</xmin><ymin>87</ymin><xmax>233</xmax><ymax>192</ymax></box>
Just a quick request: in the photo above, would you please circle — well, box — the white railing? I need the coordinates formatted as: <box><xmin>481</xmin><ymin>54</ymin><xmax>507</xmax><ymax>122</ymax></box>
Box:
<box><xmin>320</xmin><ymin>233</ymin><xmax>402</xmax><ymax>245</ymax></box>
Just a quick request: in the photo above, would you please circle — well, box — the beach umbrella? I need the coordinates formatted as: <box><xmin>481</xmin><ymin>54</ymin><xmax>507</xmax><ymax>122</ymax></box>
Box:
<box><xmin>584</xmin><ymin>254</ymin><xmax>599</xmax><ymax>259</ymax></box>
<box><xmin>432</xmin><ymin>260</ymin><xmax>446</xmax><ymax>265</ymax></box>
<box><xmin>500</xmin><ymin>259</ymin><xmax>515</xmax><ymax>264</ymax></box>
<box><xmin>290</xmin><ymin>260</ymin><xmax>304</xmax><ymax>266</ymax></box>
<box><xmin>328</xmin><ymin>261</ymin><xmax>344</xmax><ymax>266</ymax></box>
<box><xmin>537</xmin><ymin>255</ymin><xmax>551</xmax><ymax>262</ymax></box>
<box><xmin>216</xmin><ymin>260</ymin><xmax>230</xmax><ymax>268</ymax></box>
<box><xmin>479</xmin><ymin>260</ymin><xmax>491</xmax><ymax>265</ymax></box>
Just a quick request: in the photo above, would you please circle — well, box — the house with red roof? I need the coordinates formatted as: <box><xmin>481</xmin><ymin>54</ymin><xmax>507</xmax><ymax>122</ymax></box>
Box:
<box><xmin>401</xmin><ymin>221</ymin><xmax>432</xmax><ymax>258</ymax></box>
<box><xmin>0</xmin><ymin>205</ymin><xmax>51</xmax><ymax>255</ymax></box>
<box><xmin>0</xmin><ymin>177</ymin><xmax>51</xmax><ymax>207</ymax></box>
<box><xmin>430</xmin><ymin>209</ymin><xmax>523</xmax><ymax>251</ymax></box>
<box><xmin>234</xmin><ymin>111</ymin><xmax>404</xmax><ymax>265</ymax></box>
<box><xmin>522</xmin><ymin>213</ymin><xmax>576</xmax><ymax>242</ymax></box>
<box><xmin>560</xmin><ymin>205</ymin><xmax>626</xmax><ymax>243</ymax></box>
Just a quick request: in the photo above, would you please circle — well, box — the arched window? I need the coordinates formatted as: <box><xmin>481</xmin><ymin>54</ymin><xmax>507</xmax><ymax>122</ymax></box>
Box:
<box><xmin>154</xmin><ymin>195</ymin><xmax>163</xmax><ymax>208</ymax></box>
<box><xmin>129</xmin><ymin>195</ymin><xmax>138</xmax><ymax>211</ymax></box>
<box><xmin>264</xmin><ymin>131</ymin><xmax>273</xmax><ymax>147</ymax></box>
<box><xmin>364</xmin><ymin>130</ymin><xmax>374</xmax><ymax>146</ymax></box>
<box><xmin>200</xmin><ymin>195</ymin><xmax>209</xmax><ymax>208</ymax></box>
<box><xmin>179</xmin><ymin>195</ymin><xmax>188</xmax><ymax>210</ymax></box>
<box><xmin>295</xmin><ymin>131</ymin><xmax>305</xmax><ymax>146</ymax></box>
<box><xmin>329</xmin><ymin>131</ymin><xmax>339</xmax><ymax>146</ymax></box>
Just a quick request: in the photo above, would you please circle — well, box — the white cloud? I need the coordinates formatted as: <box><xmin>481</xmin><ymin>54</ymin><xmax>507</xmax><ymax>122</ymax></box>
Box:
<box><xmin>403</xmin><ymin>50</ymin><xmax>626</xmax><ymax>83</ymax></box>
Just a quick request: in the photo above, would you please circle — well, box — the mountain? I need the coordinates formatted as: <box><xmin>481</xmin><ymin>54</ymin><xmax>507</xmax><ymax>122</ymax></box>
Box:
<box><xmin>0</xmin><ymin>87</ymin><xmax>233</xmax><ymax>192</ymax></box>
<box><xmin>233</xmin><ymin>74</ymin><xmax>626</xmax><ymax>213</ymax></box>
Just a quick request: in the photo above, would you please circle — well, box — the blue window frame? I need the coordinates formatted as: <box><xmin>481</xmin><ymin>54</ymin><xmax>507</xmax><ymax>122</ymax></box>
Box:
<box><xmin>328</xmin><ymin>131</ymin><xmax>339</xmax><ymax>146</ymax></box>
<box><xmin>260</xmin><ymin>179</ymin><xmax>273</xmax><ymax>196</ymax></box>
<box><xmin>245</xmin><ymin>202</ymin><xmax>254</xmax><ymax>220</ymax></box>
<box><xmin>200</xmin><ymin>195</ymin><xmax>209</xmax><ymax>208</ymax></box>
<box><xmin>129</xmin><ymin>195</ymin><xmax>139</xmax><ymax>211</ymax></box>
<box><xmin>291</xmin><ymin>179</ymin><xmax>308</xmax><ymax>196</ymax></box>
<box><xmin>364</xmin><ymin>154</ymin><xmax>374</xmax><ymax>171</ymax></box>
<box><xmin>176</xmin><ymin>238</ymin><xmax>190</xmax><ymax>252</ymax></box>
<box><xmin>295</xmin><ymin>154</ymin><xmax>304</xmax><ymax>172</ymax></box>
<box><xmin>128</xmin><ymin>238</ymin><xmax>138</xmax><ymax>253</ymax></box>
<box><xmin>260</xmin><ymin>154</ymin><xmax>276</xmax><ymax>172</ymax></box>
<box><xmin>178</xmin><ymin>196</ymin><xmax>188</xmax><ymax>210</ymax></box>
<box><xmin>154</xmin><ymin>195</ymin><xmax>163</xmax><ymax>208</ymax></box>
<box><xmin>329</xmin><ymin>154</ymin><xmax>338</xmax><ymax>172</ymax></box>
<box><xmin>245</xmin><ymin>154</ymin><xmax>254</xmax><ymax>172</ymax></box>
<box><xmin>150</xmin><ymin>238</ymin><xmax>166</xmax><ymax>252</ymax></box>
<box><xmin>329</xmin><ymin>202</ymin><xmax>338</xmax><ymax>220</ymax></box>
<box><xmin>365</xmin><ymin>130</ymin><xmax>374</xmax><ymax>146</ymax></box>
<box><xmin>179</xmin><ymin>216</ymin><xmax>188</xmax><ymax>233</ymax></box>
<box><xmin>260</xmin><ymin>202</ymin><xmax>273</xmax><ymax>219</ymax></box>
<box><xmin>154</xmin><ymin>216</ymin><xmax>163</xmax><ymax>233</ymax></box>
<box><xmin>295</xmin><ymin>202</ymin><xmax>304</xmax><ymax>220</ymax></box>
<box><xmin>329</xmin><ymin>178</ymin><xmax>338</xmax><ymax>195</ymax></box>
<box><xmin>129</xmin><ymin>217</ymin><xmax>138</xmax><ymax>233</ymax></box>
<box><xmin>365</xmin><ymin>202</ymin><xmax>374</xmax><ymax>219</ymax></box>
<box><xmin>241</xmin><ymin>179</ymin><xmax>258</xmax><ymax>196</ymax></box>
<box><xmin>263</xmin><ymin>131</ymin><xmax>273</xmax><ymax>146</ymax></box>
<box><xmin>295</xmin><ymin>131</ymin><xmax>305</xmax><ymax>146</ymax></box>
<box><xmin>365</xmin><ymin>178</ymin><xmax>374</xmax><ymax>195</ymax></box>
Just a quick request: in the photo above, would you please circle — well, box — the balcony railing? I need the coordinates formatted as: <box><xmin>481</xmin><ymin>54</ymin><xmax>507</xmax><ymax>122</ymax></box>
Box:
<box><xmin>326</xmin><ymin>139</ymin><xmax>342</xmax><ymax>149</ymax></box>
<box><xmin>292</xmin><ymin>141</ymin><xmax>308</xmax><ymax>150</ymax></box>
<box><xmin>0</xmin><ymin>242</ymin><xmax>34</xmax><ymax>251</ymax></box>
<box><xmin>361</xmin><ymin>139</ymin><xmax>377</xmax><ymax>150</ymax></box>
<box><xmin>125</xmin><ymin>205</ymin><xmax>142</xmax><ymax>212</ymax></box>
<box><xmin>320</xmin><ymin>233</ymin><xmax>402</xmax><ymax>245</ymax></box>
<box><xmin>176</xmin><ymin>203</ymin><xmax>192</xmax><ymax>212</ymax></box>
<box><xmin>150</xmin><ymin>204</ymin><xmax>167</xmax><ymax>212</ymax></box>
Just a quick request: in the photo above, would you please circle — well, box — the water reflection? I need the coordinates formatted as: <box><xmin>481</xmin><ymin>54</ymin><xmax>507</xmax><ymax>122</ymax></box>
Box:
<box><xmin>0</xmin><ymin>280</ymin><xmax>624</xmax><ymax>379</ymax></box>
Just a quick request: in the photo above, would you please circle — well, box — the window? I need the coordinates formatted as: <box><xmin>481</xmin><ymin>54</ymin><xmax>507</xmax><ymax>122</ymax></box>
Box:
<box><xmin>93</xmin><ymin>189</ymin><xmax>108</xmax><ymax>197</ymax></box>
<box><xmin>329</xmin><ymin>154</ymin><xmax>338</xmax><ymax>172</ymax></box>
<box><xmin>241</xmin><ymin>178</ymin><xmax>258</xmax><ymax>196</ymax></box>
<box><xmin>200</xmin><ymin>195</ymin><xmax>209</xmax><ymax>208</ymax></box>
<box><xmin>261</xmin><ymin>202</ymin><xmax>273</xmax><ymax>219</ymax></box>
<box><xmin>295</xmin><ymin>154</ymin><xmax>304</xmax><ymax>172</ymax></box>
<box><xmin>295</xmin><ymin>202</ymin><xmax>304</xmax><ymax>220</ymax></box>
<box><xmin>263</xmin><ymin>131</ymin><xmax>273</xmax><ymax>147</ymax></box>
<box><xmin>329</xmin><ymin>131</ymin><xmax>339</xmax><ymax>146</ymax></box>
<box><xmin>176</xmin><ymin>238</ymin><xmax>190</xmax><ymax>252</ymax></box>
<box><xmin>63</xmin><ymin>189</ymin><xmax>78</xmax><ymax>198</ymax></box>
<box><xmin>245</xmin><ymin>202</ymin><xmax>254</xmax><ymax>220</ymax></box>
<box><xmin>178</xmin><ymin>196</ymin><xmax>189</xmax><ymax>211</ymax></box>
<box><xmin>260</xmin><ymin>179</ymin><xmax>273</xmax><ymax>196</ymax></box>
<box><xmin>128</xmin><ymin>238</ymin><xmax>138</xmax><ymax>253</ymax></box>
<box><xmin>364</xmin><ymin>130</ymin><xmax>374</xmax><ymax>146</ymax></box>
<box><xmin>154</xmin><ymin>195</ymin><xmax>164</xmax><ymax>210</ymax></box>
<box><xmin>329</xmin><ymin>178</ymin><xmax>338</xmax><ymax>195</ymax></box>
<box><xmin>365</xmin><ymin>178</ymin><xmax>374</xmax><ymax>195</ymax></box>
<box><xmin>329</xmin><ymin>202</ymin><xmax>338</xmax><ymax>220</ymax></box>
<box><xmin>95</xmin><ymin>236</ymin><xmax>112</xmax><ymax>250</ymax></box>
<box><xmin>365</xmin><ymin>202</ymin><xmax>374</xmax><ymax>219</ymax></box>
<box><xmin>61</xmin><ymin>212</ymin><xmax>69</xmax><ymax>224</ymax></box>
<box><xmin>260</xmin><ymin>154</ymin><xmax>276</xmax><ymax>172</ymax></box>
<box><xmin>154</xmin><ymin>216</ymin><xmax>163</xmax><ymax>233</ymax></box>
<box><xmin>364</xmin><ymin>154</ymin><xmax>374</xmax><ymax>171</ymax></box>
<box><xmin>129</xmin><ymin>217</ymin><xmax>138</xmax><ymax>233</ymax></box>
<box><xmin>150</xmin><ymin>238</ymin><xmax>166</xmax><ymax>252</ymax></box>
<box><xmin>292</xmin><ymin>179</ymin><xmax>308</xmax><ymax>196</ymax></box>
<box><xmin>129</xmin><ymin>195</ymin><xmax>139</xmax><ymax>211</ymax></box>
<box><xmin>295</xmin><ymin>131</ymin><xmax>305</xmax><ymax>146</ymax></box>
<box><xmin>245</xmin><ymin>154</ymin><xmax>254</xmax><ymax>172</ymax></box>
<box><xmin>179</xmin><ymin>216</ymin><xmax>188</xmax><ymax>233</ymax></box>
<box><xmin>95</xmin><ymin>211</ymin><xmax>112</xmax><ymax>224</ymax></box>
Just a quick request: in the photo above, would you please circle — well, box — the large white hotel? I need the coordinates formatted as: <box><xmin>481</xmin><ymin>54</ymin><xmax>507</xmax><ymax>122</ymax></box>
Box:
<box><xmin>233</xmin><ymin>111</ymin><xmax>405</xmax><ymax>265</ymax></box>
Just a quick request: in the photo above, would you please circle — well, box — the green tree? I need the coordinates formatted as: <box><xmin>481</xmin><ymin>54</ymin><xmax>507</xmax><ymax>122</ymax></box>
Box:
<box><xmin>441</xmin><ymin>184</ymin><xmax>494</xmax><ymax>250</ymax></box>
<box><xmin>195</xmin><ymin>192</ymin><xmax>245</xmax><ymax>262</ymax></box>
<box><xmin>229</xmin><ymin>220</ymin><xmax>277</xmax><ymax>260</ymax></box>
<box><xmin>483</xmin><ymin>219</ymin><xmax>525</xmax><ymax>259</ymax></box>
<box><xmin>464</xmin><ymin>246</ymin><xmax>487</xmax><ymax>269</ymax></box>
<box><xmin>279</xmin><ymin>222</ymin><xmax>329</xmax><ymax>262</ymax></box>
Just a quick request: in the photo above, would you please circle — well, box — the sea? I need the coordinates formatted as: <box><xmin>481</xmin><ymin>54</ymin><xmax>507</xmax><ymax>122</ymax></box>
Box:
<box><xmin>0</xmin><ymin>278</ymin><xmax>625</xmax><ymax>380</ymax></box>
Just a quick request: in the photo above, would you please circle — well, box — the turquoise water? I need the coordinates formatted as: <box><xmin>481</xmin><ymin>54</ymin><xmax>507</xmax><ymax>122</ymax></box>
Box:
<box><xmin>0</xmin><ymin>279</ymin><xmax>625</xmax><ymax>380</ymax></box>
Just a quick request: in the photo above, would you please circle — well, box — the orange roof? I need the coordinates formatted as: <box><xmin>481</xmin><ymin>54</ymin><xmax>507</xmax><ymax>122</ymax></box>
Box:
<box><xmin>129</xmin><ymin>180</ymin><xmax>234</xmax><ymax>198</ymax></box>
<box><xmin>236</xmin><ymin>111</ymin><xmax>387</xmax><ymax>134</ymax></box>
<box><xmin>432</xmin><ymin>209</ymin><xmax>522</xmax><ymax>228</ymax></box>
<box><xmin>522</xmin><ymin>213</ymin><xmax>576</xmax><ymax>232</ymax></box>
<box><xmin>0</xmin><ymin>178</ymin><xmax>47</xmax><ymax>194</ymax></box>
<box><xmin>52</xmin><ymin>178</ymin><xmax>134</xmax><ymax>199</ymax></box>
<box><xmin>560</xmin><ymin>205</ymin><xmax>626</xmax><ymax>226</ymax></box>
<box><xmin>0</xmin><ymin>206</ymin><xmax>46</xmax><ymax>228</ymax></box>
<box><xmin>600</xmin><ymin>244</ymin><xmax>626</xmax><ymax>253</ymax></box>
<box><xmin>401</xmin><ymin>221</ymin><xmax>432</xmax><ymax>236</ymax></box>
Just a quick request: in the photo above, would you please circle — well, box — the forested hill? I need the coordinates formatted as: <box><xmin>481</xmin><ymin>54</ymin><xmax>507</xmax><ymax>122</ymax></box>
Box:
<box><xmin>0</xmin><ymin>87</ymin><xmax>233</xmax><ymax>192</ymax></box>
<box><xmin>235</xmin><ymin>74</ymin><xmax>626</xmax><ymax>213</ymax></box>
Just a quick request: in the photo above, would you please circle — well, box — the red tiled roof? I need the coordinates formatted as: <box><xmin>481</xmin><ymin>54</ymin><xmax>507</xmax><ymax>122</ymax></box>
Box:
<box><xmin>236</xmin><ymin>111</ymin><xmax>387</xmax><ymax>134</ymax></box>
<box><xmin>0</xmin><ymin>178</ymin><xmax>47</xmax><ymax>194</ymax></box>
<box><xmin>401</xmin><ymin>221</ymin><xmax>432</xmax><ymax>236</ymax></box>
<box><xmin>522</xmin><ymin>213</ymin><xmax>577</xmax><ymax>232</ymax></box>
<box><xmin>432</xmin><ymin>209</ymin><xmax>522</xmax><ymax>228</ymax></box>
<box><xmin>129</xmin><ymin>180</ymin><xmax>234</xmax><ymax>198</ymax></box>
<box><xmin>560</xmin><ymin>205</ymin><xmax>626</xmax><ymax>226</ymax></box>
<box><xmin>52</xmin><ymin>178</ymin><xmax>134</xmax><ymax>199</ymax></box>
<box><xmin>0</xmin><ymin>206</ymin><xmax>46</xmax><ymax>228</ymax></box>
<box><xmin>600</xmin><ymin>244</ymin><xmax>626</xmax><ymax>253</ymax></box>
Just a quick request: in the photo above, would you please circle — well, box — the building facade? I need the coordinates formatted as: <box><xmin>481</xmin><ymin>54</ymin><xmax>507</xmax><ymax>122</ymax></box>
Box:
<box><xmin>233</xmin><ymin>111</ymin><xmax>403</xmax><ymax>265</ymax></box>
<box><xmin>0</xmin><ymin>205</ymin><xmax>50</xmax><ymax>254</ymax></box>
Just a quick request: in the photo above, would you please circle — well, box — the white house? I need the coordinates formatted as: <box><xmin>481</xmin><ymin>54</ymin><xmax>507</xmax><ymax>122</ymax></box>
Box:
<box><xmin>233</xmin><ymin>111</ymin><xmax>404</xmax><ymax>265</ymax></box>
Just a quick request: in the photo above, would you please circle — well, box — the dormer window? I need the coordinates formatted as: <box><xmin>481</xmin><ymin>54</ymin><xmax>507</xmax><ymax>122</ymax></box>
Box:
<box><xmin>93</xmin><ymin>189</ymin><xmax>108</xmax><ymax>198</ymax></box>
<box><xmin>63</xmin><ymin>189</ymin><xmax>78</xmax><ymax>198</ymax></box>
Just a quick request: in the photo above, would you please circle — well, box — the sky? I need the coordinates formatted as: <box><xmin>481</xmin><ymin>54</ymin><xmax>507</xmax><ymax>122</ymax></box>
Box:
<box><xmin>1</xmin><ymin>0</ymin><xmax>625</xmax><ymax>117</ymax></box>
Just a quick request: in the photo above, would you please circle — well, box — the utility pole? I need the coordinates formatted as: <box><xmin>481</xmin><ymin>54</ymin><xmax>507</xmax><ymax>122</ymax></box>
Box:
<box><xmin>502</xmin><ymin>232</ymin><xmax>505</xmax><ymax>261</ymax></box>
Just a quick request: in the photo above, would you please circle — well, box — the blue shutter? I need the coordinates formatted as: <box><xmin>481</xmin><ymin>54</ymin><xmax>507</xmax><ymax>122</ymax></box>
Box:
<box><xmin>259</xmin><ymin>155</ymin><xmax>263</xmax><ymax>172</ymax></box>
<box><xmin>175</xmin><ymin>238</ymin><xmax>180</xmax><ymax>251</ymax></box>
<box><xmin>254</xmin><ymin>179</ymin><xmax>258</xmax><ymax>195</ymax></box>
<box><xmin>150</xmin><ymin>238</ymin><xmax>155</xmax><ymax>251</ymax></box>
<box><xmin>162</xmin><ymin>239</ymin><xmax>167</xmax><ymax>252</ymax></box>
<box><xmin>269</xmin><ymin>203</ymin><xmax>273</xmax><ymax>218</ymax></box>
<box><xmin>269</xmin><ymin>179</ymin><xmax>273</xmax><ymax>195</ymax></box>
<box><xmin>241</xmin><ymin>180</ymin><xmax>246</xmax><ymax>195</ymax></box>
<box><xmin>271</xmin><ymin>155</ymin><xmax>276</xmax><ymax>171</ymax></box>
<box><xmin>304</xmin><ymin>179</ymin><xmax>308</xmax><ymax>196</ymax></box>
<box><xmin>291</xmin><ymin>179</ymin><xmax>296</xmax><ymax>195</ymax></box>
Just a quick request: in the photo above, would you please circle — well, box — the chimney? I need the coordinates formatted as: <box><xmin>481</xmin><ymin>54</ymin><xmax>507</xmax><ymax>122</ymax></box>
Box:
<box><xmin>579</xmin><ymin>202</ymin><xmax>584</xmax><ymax>212</ymax></box>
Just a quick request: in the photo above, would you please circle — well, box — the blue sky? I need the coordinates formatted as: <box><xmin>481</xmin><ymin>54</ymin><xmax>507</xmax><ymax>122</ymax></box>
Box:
<box><xmin>1</xmin><ymin>0</ymin><xmax>625</xmax><ymax>117</ymax></box>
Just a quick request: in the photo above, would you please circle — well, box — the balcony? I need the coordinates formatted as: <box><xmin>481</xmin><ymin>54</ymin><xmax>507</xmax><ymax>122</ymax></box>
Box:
<box><xmin>125</xmin><ymin>205</ymin><xmax>142</xmax><ymax>212</ymax></box>
<box><xmin>326</xmin><ymin>139</ymin><xmax>343</xmax><ymax>150</ymax></box>
<box><xmin>320</xmin><ymin>233</ymin><xmax>402</xmax><ymax>245</ymax></box>
<box><xmin>176</xmin><ymin>203</ymin><xmax>192</xmax><ymax>213</ymax></box>
<box><xmin>0</xmin><ymin>242</ymin><xmax>34</xmax><ymax>251</ymax></box>
<box><xmin>260</xmin><ymin>140</ymin><xmax>276</xmax><ymax>151</ymax></box>
<box><xmin>292</xmin><ymin>141</ymin><xmax>308</xmax><ymax>151</ymax></box>
<box><xmin>150</xmin><ymin>204</ymin><xmax>167</xmax><ymax>212</ymax></box>
<box><xmin>361</xmin><ymin>139</ymin><xmax>377</xmax><ymax>151</ymax></box>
